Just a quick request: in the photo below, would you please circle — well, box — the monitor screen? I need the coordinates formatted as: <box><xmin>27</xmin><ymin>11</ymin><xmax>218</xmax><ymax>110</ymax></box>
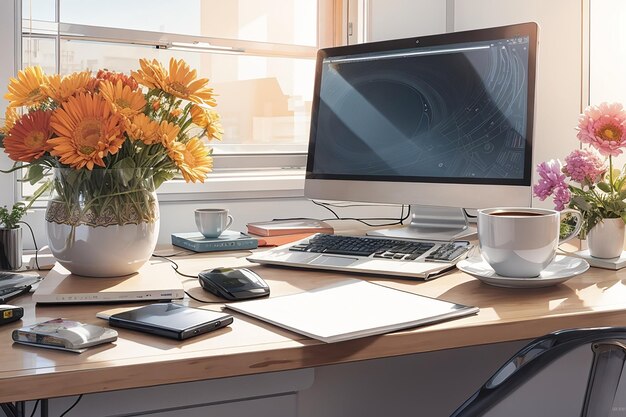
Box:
<box><xmin>304</xmin><ymin>22</ymin><xmax>538</xmax><ymax>239</ymax></box>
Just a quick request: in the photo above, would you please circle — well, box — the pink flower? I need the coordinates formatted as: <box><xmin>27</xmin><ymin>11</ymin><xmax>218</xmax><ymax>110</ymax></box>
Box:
<box><xmin>553</xmin><ymin>186</ymin><xmax>571</xmax><ymax>211</ymax></box>
<box><xmin>576</xmin><ymin>102</ymin><xmax>626</xmax><ymax>157</ymax></box>
<box><xmin>533</xmin><ymin>160</ymin><xmax>572</xmax><ymax>210</ymax></box>
<box><xmin>563</xmin><ymin>149</ymin><xmax>605</xmax><ymax>184</ymax></box>
<box><xmin>533</xmin><ymin>159</ymin><xmax>567</xmax><ymax>199</ymax></box>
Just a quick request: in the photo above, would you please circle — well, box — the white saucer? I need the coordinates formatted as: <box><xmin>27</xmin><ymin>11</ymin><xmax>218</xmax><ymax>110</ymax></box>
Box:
<box><xmin>456</xmin><ymin>255</ymin><xmax>590</xmax><ymax>288</ymax></box>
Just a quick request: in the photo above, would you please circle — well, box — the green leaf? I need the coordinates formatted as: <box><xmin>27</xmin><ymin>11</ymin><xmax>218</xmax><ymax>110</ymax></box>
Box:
<box><xmin>112</xmin><ymin>158</ymin><xmax>136</xmax><ymax>185</ymax></box>
<box><xmin>0</xmin><ymin>202</ymin><xmax>27</xmax><ymax>229</ymax></box>
<box><xmin>571</xmin><ymin>195</ymin><xmax>592</xmax><ymax>211</ymax></box>
<box><xmin>25</xmin><ymin>179</ymin><xmax>53</xmax><ymax>209</ymax></box>
<box><xmin>153</xmin><ymin>171</ymin><xmax>174</xmax><ymax>189</ymax></box>
<box><xmin>597</xmin><ymin>181</ymin><xmax>612</xmax><ymax>193</ymax></box>
<box><xmin>21</xmin><ymin>164</ymin><xmax>44</xmax><ymax>185</ymax></box>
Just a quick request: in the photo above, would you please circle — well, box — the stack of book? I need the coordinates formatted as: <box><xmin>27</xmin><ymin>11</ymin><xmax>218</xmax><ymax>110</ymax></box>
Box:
<box><xmin>171</xmin><ymin>230</ymin><xmax>258</xmax><ymax>252</ymax></box>
<box><xmin>246</xmin><ymin>219</ymin><xmax>334</xmax><ymax>247</ymax></box>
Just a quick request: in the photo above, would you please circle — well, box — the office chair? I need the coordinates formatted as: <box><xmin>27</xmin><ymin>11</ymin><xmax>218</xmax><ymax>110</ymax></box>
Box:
<box><xmin>450</xmin><ymin>327</ymin><xmax>626</xmax><ymax>417</ymax></box>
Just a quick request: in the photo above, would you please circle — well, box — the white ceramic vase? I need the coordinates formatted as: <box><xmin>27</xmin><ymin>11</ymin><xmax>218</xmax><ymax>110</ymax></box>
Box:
<box><xmin>45</xmin><ymin>168</ymin><xmax>160</xmax><ymax>277</ymax></box>
<box><xmin>46</xmin><ymin>220</ymin><xmax>159</xmax><ymax>277</ymax></box>
<box><xmin>587</xmin><ymin>217</ymin><xmax>625</xmax><ymax>259</ymax></box>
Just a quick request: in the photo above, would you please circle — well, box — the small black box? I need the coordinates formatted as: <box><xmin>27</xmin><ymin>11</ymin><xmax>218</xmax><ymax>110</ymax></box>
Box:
<box><xmin>0</xmin><ymin>305</ymin><xmax>24</xmax><ymax>325</ymax></box>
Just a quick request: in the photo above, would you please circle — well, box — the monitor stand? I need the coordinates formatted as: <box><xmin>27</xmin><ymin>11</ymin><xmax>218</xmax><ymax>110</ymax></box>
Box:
<box><xmin>367</xmin><ymin>206</ymin><xmax>477</xmax><ymax>241</ymax></box>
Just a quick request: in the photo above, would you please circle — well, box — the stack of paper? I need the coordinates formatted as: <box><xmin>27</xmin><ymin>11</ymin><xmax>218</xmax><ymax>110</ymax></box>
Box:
<box><xmin>227</xmin><ymin>279</ymin><xmax>478</xmax><ymax>343</ymax></box>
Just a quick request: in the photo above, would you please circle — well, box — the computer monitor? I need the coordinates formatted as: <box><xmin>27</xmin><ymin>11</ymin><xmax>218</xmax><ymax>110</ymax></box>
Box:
<box><xmin>304</xmin><ymin>22</ymin><xmax>538</xmax><ymax>240</ymax></box>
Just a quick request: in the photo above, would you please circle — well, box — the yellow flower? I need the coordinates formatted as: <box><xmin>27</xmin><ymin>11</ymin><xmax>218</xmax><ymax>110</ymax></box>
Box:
<box><xmin>99</xmin><ymin>79</ymin><xmax>147</xmax><ymax>118</ymax></box>
<box><xmin>0</xmin><ymin>107</ymin><xmax>20</xmax><ymax>135</ymax></box>
<box><xmin>167</xmin><ymin>137</ymin><xmax>213</xmax><ymax>183</ymax></box>
<box><xmin>190</xmin><ymin>104</ymin><xmax>223</xmax><ymax>140</ymax></box>
<box><xmin>42</xmin><ymin>71</ymin><xmax>92</xmax><ymax>103</ymax></box>
<box><xmin>49</xmin><ymin>93</ymin><xmax>125</xmax><ymax>170</ymax></box>
<box><xmin>167</xmin><ymin>58</ymin><xmax>217</xmax><ymax>106</ymax></box>
<box><xmin>134</xmin><ymin>58</ymin><xmax>217</xmax><ymax>106</ymax></box>
<box><xmin>156</xmin><ymin>120</ymin><xmax>181</xmax><ymax>146</ymax></box>
<box><xmin>3</xmin><ymin>110</ymin><xmax>53</xmax><ymax>162</ymax></box>
<box><xmin>4</xmin><ymin>66</ymin><xmax>49</xmax><ymax>108</ymax></box>
<box><xmin>127</xmin><ymin>113</ymin><xmax>160</xmax><ymax>145</ymax></box>
<box><xmin>131</xmin><ymin>58</ymin><xmax>167</xmax><ymax>90</ymax></box>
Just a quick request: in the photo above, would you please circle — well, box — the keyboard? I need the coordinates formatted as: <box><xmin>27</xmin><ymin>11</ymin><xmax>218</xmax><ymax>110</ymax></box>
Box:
<box><xmin>289</xmin><ymin>234</ymin><xmax>471</xmax><ymax>262</ymax></box>
<box><xmin>248</xmin><ymin>233</ymin><xmax>474</xmax><ymax>280</ymax></box>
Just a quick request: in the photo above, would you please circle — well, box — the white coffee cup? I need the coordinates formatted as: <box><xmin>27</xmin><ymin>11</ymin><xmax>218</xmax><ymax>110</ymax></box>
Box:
<box><xmin>195</xmin><ymin>208</ymin><xmax>234</xmax><ymax>238</ymax></box>
<box><xmin>477</xmin><ymin>207</ymin><xmax>583</xmax><ymax>278</ymax></box>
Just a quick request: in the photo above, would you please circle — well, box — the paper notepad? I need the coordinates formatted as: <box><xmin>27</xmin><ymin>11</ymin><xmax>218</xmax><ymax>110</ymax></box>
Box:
<box><xmin>227</xmin><ymin>279</ymin><xmax>478</xmax><ymax>343</ymax></box>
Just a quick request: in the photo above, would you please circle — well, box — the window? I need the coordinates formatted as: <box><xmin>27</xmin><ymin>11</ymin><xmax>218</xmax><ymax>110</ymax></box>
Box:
<box><xmin>20</xmin><ymin>0</ymin><xmax>339</xmax><ymax>201</ymax></box>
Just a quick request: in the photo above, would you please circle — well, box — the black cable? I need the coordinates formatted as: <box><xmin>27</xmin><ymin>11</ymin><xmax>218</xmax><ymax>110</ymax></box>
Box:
<box><xmin>151</xmin><ymin>250</ymin><xmax>193</xmax><ymax>257</ymax></box>
<box><xmin>183</xmin><ymin>289</ymin><xmax>223</xmax><ymax>303</ymax></box>
<box><xmin>18</xmin><ymin>221</ymin><xmax>39</xmax><ymax>271</ymax></box>
<box><xmin>28</xmin><ymin>400</ymin><xmax>39</xmax><ymax>417</ymax></box>
<box><xmin>151</xmin><ymin>254</ymin><xmax>197</xmax><ymax>278</ymax></box>
<box><xmin>59</xmin><ymin>394</ymin><xmax>82</xmax><ymax>417</ymax></box>
<box><xmin>151</xmin><ymin>254</ymin><xmax>225</xmax><ymax>304</ymax></box>
<box><xmin>311</xmin><ymin>200</ymin><xmax>411</xmax><ymax>227</ymax></box>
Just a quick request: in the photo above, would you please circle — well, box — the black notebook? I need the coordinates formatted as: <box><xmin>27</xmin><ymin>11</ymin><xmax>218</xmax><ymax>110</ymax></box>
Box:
<box><xmin>103</xmin><ymin>303</ymin><xmax>233</xmax><ymax>340</ymax></box>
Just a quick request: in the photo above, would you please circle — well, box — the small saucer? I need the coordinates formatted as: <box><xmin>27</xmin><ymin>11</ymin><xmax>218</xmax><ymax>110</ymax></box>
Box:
<box><xmin>457</xmin><ymin>255</ymin><xmax>590</xmax><ymax>288</ymax></box>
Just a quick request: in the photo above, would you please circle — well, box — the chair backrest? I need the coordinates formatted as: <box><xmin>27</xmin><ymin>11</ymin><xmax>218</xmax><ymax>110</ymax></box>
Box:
<box><xmin>450</xmin><ymin>327</ymin><xmax>626</xmax><ymax>417</ymax></box>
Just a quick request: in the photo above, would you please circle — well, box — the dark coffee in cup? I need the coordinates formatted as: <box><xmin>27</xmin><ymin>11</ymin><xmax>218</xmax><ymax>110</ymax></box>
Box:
<box><xmin>489</xmin><ymin>211</ymin><xmax>543</xmax><ymax>217</ymax></box>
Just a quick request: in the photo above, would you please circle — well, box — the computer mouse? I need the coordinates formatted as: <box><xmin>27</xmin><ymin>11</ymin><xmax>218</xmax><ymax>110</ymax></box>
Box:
<box><xmin>198</xmin><ymin>267</ymin><xmax>270</xmax><ymax>301</ymax></box>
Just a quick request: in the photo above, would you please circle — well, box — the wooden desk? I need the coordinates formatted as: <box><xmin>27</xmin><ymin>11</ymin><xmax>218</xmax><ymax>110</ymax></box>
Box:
<box><xmin>1</xmin><ymin>249</ymin><xmax>626</xmax><ymax>404</ymax></box>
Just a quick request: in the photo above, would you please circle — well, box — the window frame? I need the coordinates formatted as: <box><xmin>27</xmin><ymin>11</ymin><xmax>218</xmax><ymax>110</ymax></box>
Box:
<box><xmin>17</xmin><ymin>0</ymin><xmax>340</xmax><ymax>202</ymax></box>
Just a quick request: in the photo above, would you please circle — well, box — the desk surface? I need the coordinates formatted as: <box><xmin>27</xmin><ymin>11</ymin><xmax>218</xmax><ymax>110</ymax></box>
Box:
<box><xmin>1</xmin><ymin>247</ymin><xmax>626</xmax><ymax>403</ymax></box>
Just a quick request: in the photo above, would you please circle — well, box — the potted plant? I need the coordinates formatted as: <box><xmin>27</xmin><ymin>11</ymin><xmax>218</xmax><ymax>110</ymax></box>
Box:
<box><xmin>533</xmin><ymin>102</ymin><xmax>626</xmax><ymax>258</ymax></box>
<box><xmin>0</xmin><ymin>202</ymin><xmax>27</xmax><ymax>270</ymax></box>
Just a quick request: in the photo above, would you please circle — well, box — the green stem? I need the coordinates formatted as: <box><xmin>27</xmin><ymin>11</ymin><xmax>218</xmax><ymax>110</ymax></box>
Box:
<box><xmin>610</xmin><ymin>155</ymin><xmax>615</xmax><ymax>195</ymax></box>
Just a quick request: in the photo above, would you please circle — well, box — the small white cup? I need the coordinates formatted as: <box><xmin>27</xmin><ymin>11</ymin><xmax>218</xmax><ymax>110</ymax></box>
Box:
<box><xmin>477</xmin><ymin>207</ymin><xmax>583</xmax><ymax>278</ymax></box>
<box><xmin>195</xmin><ymin>208</ymin><xmax>234</xmax><ymax>238</ymax></box>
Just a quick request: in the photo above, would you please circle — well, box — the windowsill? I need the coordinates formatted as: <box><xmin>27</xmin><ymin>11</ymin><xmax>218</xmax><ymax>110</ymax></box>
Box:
<box><xmin>156</xmin><ymin>169</ymin><xmax>306</xmax><ymax>202</ymax></box>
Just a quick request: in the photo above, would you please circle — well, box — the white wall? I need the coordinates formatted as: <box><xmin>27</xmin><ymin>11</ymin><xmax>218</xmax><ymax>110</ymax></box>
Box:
<box><xmin>367</xmin><ymin>0</ymin><xmax>448</xmax><ymax>40</ymax></box>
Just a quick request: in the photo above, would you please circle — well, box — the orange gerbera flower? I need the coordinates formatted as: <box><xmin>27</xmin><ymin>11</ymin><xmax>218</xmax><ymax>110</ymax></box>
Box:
<box><xmin>96</xmin><ymin>69</ymin><xmax>139</xmax><ymax>91</ymax></box>
<box><xmin>166</xmin><ymin>58</ymin><xmax>217</xmax><ymax>106</ymax></box>
<box><xmin>49</xmin><ymin>93</ymin><xmax>125</xmax><ymax>170</ymax></box>
<box><xmin>127</xmin><ymin>113</ymin><xmax>160</xmax><ymax>145</ymax></box>
<box><xmin>190</xmin><ymin>104</ymin><xmax>223</xmax><ymax>140</ymax></box>
<box><xmin>4</xmin><ymin>66</ymin><xmax>49</xmax><ymax>108</ymax></box>
<box><xmin>3</xmin><ymin>110</ymin><xmax>53</xmax><ymax>162</ymax></box>
<box><xmin>156</xmin><ymin>120</ymin><xmax>181</xmax><ymax>147</ymax></box>
<box><xmin>42</xmin><ymin>71</ymin><xmax>92</xmax><ymax>103</ymax></box>
<box><xmin>131</xmin><ymin>58</ymin><xmax>167</xmax><ymax>90</ymax></box>
<box><xmin>99</xmin><ymin>80</ymin><xmax>146</xmax><ymax>118</ymax></box>
<box><xmin>167</xmin><ymin>137</ymin><xmax>213</xmax><ymax>183</ymax></box>
<box><xmin>0</xmin><ymin>107</ymin><xmax>20</xmax><ymax>135</ymax></box>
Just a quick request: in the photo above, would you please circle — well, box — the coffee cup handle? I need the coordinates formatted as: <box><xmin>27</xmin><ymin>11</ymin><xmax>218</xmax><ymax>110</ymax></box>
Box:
<box><xmin>225</xmin><ymin>215</ymin><xmax>234</xmax><ymax>231</ymax></box>
<box><xmin>559</xmin><ymin>208</ymin><xmax>583</xmax><ymax>245</ymax></box>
